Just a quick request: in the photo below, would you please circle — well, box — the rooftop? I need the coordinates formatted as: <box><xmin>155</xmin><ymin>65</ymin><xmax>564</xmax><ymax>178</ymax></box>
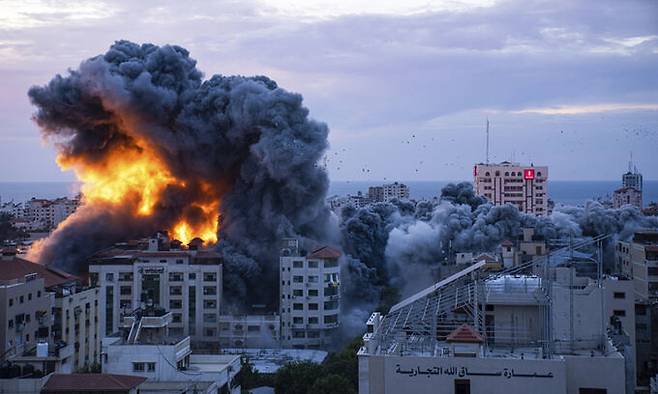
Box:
<box><xmin>308</xmin><ymin>245</ymin><xmax>342</xmax><ymax>259</ymax></box>
<box><xmin>446</xmin><ymin>324</ymin><xmax>483</xmax><ymax>343</ymax></box>
<box><xmin>0</xmin><ymin>254</ymin><xmax>77</xmax><ymax>288</ymax></box>
<box><xmin>42</xmin><ymin>373</ymin><xmax>146</xmax><ymax>392</ymax></box>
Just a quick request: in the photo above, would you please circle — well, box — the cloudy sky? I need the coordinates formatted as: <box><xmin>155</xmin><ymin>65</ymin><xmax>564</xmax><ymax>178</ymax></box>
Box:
<box><xmin>1</xmin><ymin>0</ymin><xmax>657</xmax><ymax>182</ymax></box>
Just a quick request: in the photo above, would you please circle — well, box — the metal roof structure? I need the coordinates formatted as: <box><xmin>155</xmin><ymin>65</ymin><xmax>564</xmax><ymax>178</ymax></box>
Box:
<box><xmin>369</xmin><ymin>234</ymin><xmax>611</xmax><ymax>358</ymax></box>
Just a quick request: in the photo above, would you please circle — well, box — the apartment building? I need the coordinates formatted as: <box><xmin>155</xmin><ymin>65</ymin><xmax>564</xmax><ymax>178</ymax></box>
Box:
<box><xmin>218</xmin><ymin>314</ymin><xmax>280</xmax><ymax>348</ymax></box>
<box><xmin>613</xmin><ymin>187</ymin><xmax>643</xmax><ymax>209</ymax></box>
<box><xmin>88</xmin><ymin>238</ymin><xmax>222</xmax><ymax>348</ymax></box>
<box><xmin>474</xmin><ymin>161</ymin><xmax>548</xmax><ymax>216</ymax></box>
<box><xmin>51</xmin><ymin>283</ymin><xmax>101</xmax><ymax>370</ymax></box>
<box><xmin>617</xmin><ymin>230</ymin><xmax>658</xmax><ymax>301</ymax></box>
<box><xmin>23</xmin><ymin>197</ymin><xmax>79</xmax><ymax>230</ymax></box>
<box><xmin>0</xmin><ymin>249</ymin><xmax>103</xmax><ymax>375</ymax></box>
<box><xmin>279</xmin><ymin>239</ymin><xmax>341</xmax><ymax>349</ymax></box>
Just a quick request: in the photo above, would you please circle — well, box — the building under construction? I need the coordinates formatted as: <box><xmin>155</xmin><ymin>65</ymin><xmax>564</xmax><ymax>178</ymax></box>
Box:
<box><xmin>358</xmin><ymin>235</ymin><xmax>634</xmax><ymax>394</ymax></box>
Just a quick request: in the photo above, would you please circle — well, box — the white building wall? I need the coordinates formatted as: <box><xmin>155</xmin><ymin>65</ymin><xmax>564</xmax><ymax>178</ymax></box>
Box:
<box><xmin>280</xmin><ymin>255</ymin><xmax>340</xmax><ymax>348</ymax></box>
<box><xmin>90</xmin><ymin>256</ymin><xmax>221</xmax><ymax>343</ymax></box>
<box><xmin>474</xmin><ymin>162</ymin><xmax>548</xmax><ymax>216</ymax></box>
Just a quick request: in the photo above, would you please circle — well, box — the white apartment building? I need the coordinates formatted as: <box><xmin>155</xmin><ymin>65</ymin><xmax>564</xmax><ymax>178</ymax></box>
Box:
<box><xmin>218</xmin><ymin>314</ymin><xmax>280</xmax><ymax>348</ymax></box>
<box><xmin>613</xmin><ymin>186</ymin><xmax>642</xmax><ymax>209</ymax></box>
<box><xmin>382</xmin><ymin>182</ymin><xmax>410</xmax><ymax>202</ymax></box>
<box><xmin>279</xmin><ymin>239</ymin><xmax>341</xmax><ymax>349</ymax></box>
<box><xmin>617</xmin><ymin>230</ymin><xmax>658</xmax><ymax>301</ymax></box>
<box><xmin>474</xmin><ymin>161</ymin><xmax>548</xmax><ymax>216</ymax></box>
<box><xmin>102</xmin><ymin>308</ymin><xmax>241</xmax><ymax>394</ymax></box>
<box><xmin>89</xmin><ymin>238</ymin><xmax>222</xmax><ymax>348</ymax></box>
<box><xmin>23</xmin><ymin>197</ymin><xmax>79</xmax><ymax>230</ymax></box>
<box><xmin>0</xmin><ymin>249</ymin><xmax>103</xmax><ymax>375</ymax></box>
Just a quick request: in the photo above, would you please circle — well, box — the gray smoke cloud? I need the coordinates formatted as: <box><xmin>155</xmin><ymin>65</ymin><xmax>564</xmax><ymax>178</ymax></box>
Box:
<box><xmin>28</xmin><ymin>40</ymin><xmax>333</xmax><ymax>308</ymax></box>
<box><xmin>341</xmin><ymin>183</ymin><xmax>658</xmax><ymax>299</ymax></box>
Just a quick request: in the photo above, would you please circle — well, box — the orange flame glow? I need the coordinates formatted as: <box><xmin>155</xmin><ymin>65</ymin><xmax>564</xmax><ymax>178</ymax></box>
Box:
<box><xmin>57</xmin><ymin>140</ymin><xmax>220</xmax><ymax>245</ymax></box>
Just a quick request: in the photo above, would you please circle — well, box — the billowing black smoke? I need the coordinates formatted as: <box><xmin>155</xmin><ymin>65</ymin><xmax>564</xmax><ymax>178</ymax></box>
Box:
<box><xmin>28</xmin><ymin>41</ymin><xmax>333</xmax><ymax>308</ymax></box>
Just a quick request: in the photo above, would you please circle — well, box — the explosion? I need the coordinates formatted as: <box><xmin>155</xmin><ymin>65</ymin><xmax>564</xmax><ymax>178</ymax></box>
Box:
<box><xmin>27</xmin><ymin>40</ymin><xmax>332</xmax><ymax>308</ymax></box>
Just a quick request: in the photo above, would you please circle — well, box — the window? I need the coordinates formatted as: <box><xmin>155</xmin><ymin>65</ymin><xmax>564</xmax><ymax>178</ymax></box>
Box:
<box><xmin>248</xmin><ymin>325</ymin><xmax>260</xmax><ymax>332</ymax></box>
<box><xmin>324</xmin><ymin>260</ymin><xmax>338</xmax><ymax>268</ymax></box>
<box><xmin>28</xmin><ymin>293</ymin><xmax>32</xmax><ymax>301</ymax></box>
<box><xmin>309</xmin><ymin>303</ymin><xmax>318</xmax><ymax>311</ymax></box>
<box><xmin>308</xmin><ymin>289</ymin><xmax>319</xmax><ymax>297</ymax></box>
<box><xmin>118</xmin><ymin>272</ymin><xmax>133</xmax><ymax>281</ymax></box>
<box><xmin>9</xmin><ymin>298</ymin><xmax>13</xmax><ymax>307</ymax></box>
<box><xmin>172</xmin><ymin>313</ymin><xmax>182</xmax><ymax>323</ymax></box>
<box><xmin>120</xmin><ymin>286</ymin><xmax>132</xmax><ymax>296</ymax></box>
<box><xmin>324</xmin><ymin>300</ymin><xmax>338</xmax><ymax>310</ymax></box>
<box><xmin>168</xmin><ymin>272</ymin><xmax>183</xmax><ymax>282</ymax></box>
<box><xmin>324</xmin><ymin>314</ymin><xmax>338</xmax><ymax>324</ymax></box>
<box><xmin>203</xmin><ymin>286</ymin><xmax>216</xmax><ymax>296</ymax></box>
<box><xmin>203</xmin><ymin>272</ymin><xmax>217</xmax><ymax>282</ymax></box>
<box><xmin>648</xmin><ymin>267</ymin><xmax>658</xmax><ymax>276</ymax></box>
<box><xmin>293</xmin><ymin>276</ymin><xmax>304</xmax><ymax>283</ymax></box>
<box><xmin>8</xmin><ymin>319</ymin><xmax>13</xmax><ymax>329</ymax></box>
<box><xmin>176</xmin><ymin>259</ymin><xmax>184</xmax><ymax>265</ymax></box>
<box><xmin>613</xmin><ymin>292</ymin><xmax>625</xmax><ymax>299</ymax></box>
<box><xmin>292</xmin><ymin>331</ymin><xmax>306</xmax><ymax>338</ymax></box>
<box><xmin>324</xmin><ymin>286</ymin><xmax>338</xmax><ymax>296</ymax></box>
<box><xmin>205</xmin><ymin>328</ymin><xmax>216</xmax><ymax>337</ymax></box>
<box><xmin>203</xmin><ymin>313</ymin><xmax>217</xmax><ymax>323</ymax></box>
<box><xmin>613</xmin><ymin>310</ymin><xmax>626</xmax><ymax>317</ymax></box>
<box><xmin>106</xmin><ymin>273</ymin><xmax>114</xmax><ymax>282</ymax></box>
<box><xmin>204</xmin><ymin>300</ymin><xmax>217</xmax><ymax>309</ymax></box>
<box><xmin>636</xmin><ymin>304</ymin><xmax>647</xmax><ymax>315</ymax></box>
<box><xmin>133</xmin><ymin>362</ymin><xmax>145</xmax><ymax>372</ymax></box>
<box><xmin>120</xmin><ymin>300</ymin><xmax>132</xmax><ymax>309</ymax></box>
<box><xmin>170</xmin><ymin>286</ymin><xmax>182</xmax><ymax>296</ymax></box>
<box><xmin>293</xmin><ymin>303</ymin><xmax>303</xmax><ymax>310</ymax></box>
<box><xmin>308</xmin><ymin>317</ymin><xmax>319</xmax><ymax>324</ymax></box>
<box><xmin>307</xmin><ymin>331</ymin><xmax>320</xmax><ymax>338</ymax></box>
<box><xmin>293</xmin><ymin>260</ymin><xmax>303</xmax><ymax>268</ymax></box>
<box><xmin>292</xmin><ymin>289</ymin><xmax>303</xmax><ymax>297</ymax></box>
<box><xmin>308</xmin><ymin>261</ymin><xmax>318</xmax><ymax>268</ymax></box>
<box><xmin>37</xmin><ymin>291</ymin><xmax>41</xmax><ymax>298</ymax></box>
<box><xmin>188</xmin><ymin>273</ymin><xmax>196</xmax><ymax>280</ymax></box>
<box><xmin>170</xmin><ymin>299</ymin><xmax>182</xmax><ymax>309</ymax></box>
<box><xmin>293</xmin><ymin>317</ymin><xmax>304</xmax><ymax>324</ymax></box>
<box><xmin>308</xmin><ymin>275</ymin><xmax>319</xmax><ymax>283</ymax></box>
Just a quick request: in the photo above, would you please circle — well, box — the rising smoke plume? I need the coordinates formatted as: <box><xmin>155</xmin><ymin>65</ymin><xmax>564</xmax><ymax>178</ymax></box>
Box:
<box><xmin>341</xmin><ymin>182</ymin><xmax>658</xmax><ymax>299</ymax></box>
<box><xmin>28</xmin><ymin>41</ymin><xmax>333</xmax><ymax>307</ymax></box>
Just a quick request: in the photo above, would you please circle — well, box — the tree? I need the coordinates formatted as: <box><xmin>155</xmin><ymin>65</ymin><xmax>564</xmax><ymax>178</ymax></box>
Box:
<box><xmin>274</xmin><ymin>361</ymin><xmax>323</xmax><ymax>394</ymax></box>
<box><xmin>323</xmin><ymin>336</ymin><xmax>362</xmax><ymax>389</ymax></box>
<box><xmin>309</xmin><ymin>374</ymin><xmax>356</xmax><ymax>394</ymax></box>
<box><xmin>0</xmin><ymin>213</ymin><xmax>28</xmax><ymax>243</ymax></box>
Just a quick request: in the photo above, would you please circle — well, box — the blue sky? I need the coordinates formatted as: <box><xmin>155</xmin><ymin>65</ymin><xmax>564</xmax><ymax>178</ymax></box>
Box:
<box><xmin>0</xmin><ymin>0</ymin><xmax>657</xmax><ymax>181</ymax></box>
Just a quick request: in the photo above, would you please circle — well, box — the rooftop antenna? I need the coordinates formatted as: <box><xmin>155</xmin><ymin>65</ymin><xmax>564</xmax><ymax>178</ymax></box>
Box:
<box><xmin>628</xmin><ymin>151</ymin><xmax>633</xmax><ymax>173</ymax></box>
<box><xmin>486</xmin><ymin>117</ymin><xmax>489</xmax><ymax>164</ymax></box>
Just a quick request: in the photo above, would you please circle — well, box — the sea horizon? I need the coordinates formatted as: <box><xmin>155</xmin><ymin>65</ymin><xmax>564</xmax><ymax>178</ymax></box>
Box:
<box><xmin>2</xmin><ymin>180</ymin><xmax>658</xmax><ymax>208</ymax></box>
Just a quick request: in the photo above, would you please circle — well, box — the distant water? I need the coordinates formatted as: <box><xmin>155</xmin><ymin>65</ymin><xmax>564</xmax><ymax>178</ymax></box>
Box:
<box><xmin>328</xmin><ymin>180</ymin><xmax>658</xmax><ymax>207</ymax></box>
<box><xmin>1</xmin><ymin>180</ymin><xmax>657</xmax><ymax>207</ymax></box>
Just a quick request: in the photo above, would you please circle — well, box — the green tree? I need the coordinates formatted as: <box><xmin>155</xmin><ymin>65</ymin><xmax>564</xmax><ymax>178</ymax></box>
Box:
<box><xmin>0</xmin><ymin>213</ymin><xmax>28</xmax><ymax>243</ymax></box>
<box><xmin>309</xmin><ymin>374</ymin><xmax>356</xmax><ymax>394</ymax></box>
<box><xmin>323</xmin><ymin>336</ymin><xmax>362</xmax><ymax>389</ymax></box>
<box><xmin>274</xmin><ymin>361</ymin><xmax>323</xmax><ymax>394</ymax></box>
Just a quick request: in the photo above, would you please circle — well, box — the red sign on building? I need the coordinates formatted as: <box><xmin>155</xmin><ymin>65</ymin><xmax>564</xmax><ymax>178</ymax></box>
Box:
<box><xmin>523</xmin><ymin>168</ymin><xmax>535</xmax><ymax>180</ymax></box>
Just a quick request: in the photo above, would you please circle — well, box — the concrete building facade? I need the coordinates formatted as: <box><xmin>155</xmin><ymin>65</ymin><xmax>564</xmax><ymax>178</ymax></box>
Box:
<box><xmin>88</xmin><ymin>238</ymin><xmax>222</xmax><ymax>348</ymax></box>
<box><xmin>279</xmin><ymin>239</ymin><xmax>341</xmax><ymax>349</ymax></box>
<box><xmin>474</xmin><ymin>161</ymin><xmax>548</xmax><ymax>216</ymax></box>
<box><xmin>613</xmin><ymin>187</ymin><xmax>642</xmax><ymax>209</ymax></box>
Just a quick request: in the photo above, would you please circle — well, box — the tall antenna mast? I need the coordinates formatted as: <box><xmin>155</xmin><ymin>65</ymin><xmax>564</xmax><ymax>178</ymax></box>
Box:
<box><xmin>628</xmin><ymin>151</ymin><xmax>633</xmax><ymax>173</ymax></box>
<box><xmin>486</xmin><ymin>118</ymin><xmax>489</xmax><ymax>164</ymax></box>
